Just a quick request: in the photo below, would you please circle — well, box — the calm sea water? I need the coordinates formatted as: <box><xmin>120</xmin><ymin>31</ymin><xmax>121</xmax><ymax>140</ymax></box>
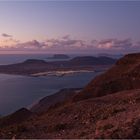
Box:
<box><xmin>0</xmin><ymin>54</ymin><xmax>102</xmax><ymax>116</ymax></box>
<box><xmin>0</xmin><ymin>72</ymin><xmax>101</xmax><ymax>116</ymax></box>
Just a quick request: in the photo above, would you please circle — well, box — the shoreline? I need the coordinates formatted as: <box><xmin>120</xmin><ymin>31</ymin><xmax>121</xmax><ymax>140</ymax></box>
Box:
<box><xmin>0</xmin><ymin>71</ymin><xmax>99</xmax><ymax>116</ymax></box>
<box><xmin>0</xmin><ymin>68</ymin><xmax>105</xmax><ymax>78</ymax></box>
<box><xmin>31</xmin><ymin>70</ymin><xmax>95</xmax><ymax>77</ymax></box>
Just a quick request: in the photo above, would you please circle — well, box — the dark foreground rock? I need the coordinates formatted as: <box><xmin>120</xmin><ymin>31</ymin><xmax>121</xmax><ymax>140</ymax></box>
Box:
<box><xmin>0</xmin><ymin>89</ymin><xmax>140</xmax><ymax>139</ymax></box>
<box><xmin>0</xmin><ymin>108</ymin><xmax>33</xmax><ymax>127</ymax></box>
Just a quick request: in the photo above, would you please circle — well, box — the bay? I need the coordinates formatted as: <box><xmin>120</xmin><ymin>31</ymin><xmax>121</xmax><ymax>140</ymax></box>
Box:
<box><xmin>0</xmin><ymin>72</ymin><xmax>100</xmax><ymax>116</ymax></box>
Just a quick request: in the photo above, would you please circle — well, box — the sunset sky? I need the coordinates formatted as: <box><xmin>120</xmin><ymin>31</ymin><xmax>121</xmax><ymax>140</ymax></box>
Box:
<box><xmin>0</xmin><ymin>1</ymin><xmax>140</xmax><ymax>54</ymax></box>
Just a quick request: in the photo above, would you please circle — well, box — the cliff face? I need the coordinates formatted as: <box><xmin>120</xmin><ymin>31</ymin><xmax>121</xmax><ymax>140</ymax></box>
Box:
<box><xmin>0</xmin><ymin>53</ymin><xmax>140</xmax><ymax>139</ymax></box>
<box><xmin>73</xmin><ymin>53</ymin><xmax>140</xmax><ymax>101</ymax></box>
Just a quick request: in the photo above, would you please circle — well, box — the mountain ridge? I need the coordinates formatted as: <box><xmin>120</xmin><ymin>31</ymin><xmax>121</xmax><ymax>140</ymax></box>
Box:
<box><xmin>73</xmin><ymin>53</ymin><xmax>140</xmax><ymax>101</ymax></box>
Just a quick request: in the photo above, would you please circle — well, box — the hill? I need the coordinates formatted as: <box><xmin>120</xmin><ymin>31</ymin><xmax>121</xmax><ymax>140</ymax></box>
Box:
<box><xmin>31</xmin><ymin>88</ymin><xmax>82</xmax><ymax>113</ymax></box>
<box><xmin>73</xmin><ymin>53</ymin><xmax>140</xmax><ymax>101</ymax></box>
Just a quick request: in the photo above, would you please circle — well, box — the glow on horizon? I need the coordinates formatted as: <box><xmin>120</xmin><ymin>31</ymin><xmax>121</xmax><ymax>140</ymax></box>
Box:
<box><xmin>0</xmin><ymin>1</ymin><xmax>140</xmax><ymax>53</ymax></box>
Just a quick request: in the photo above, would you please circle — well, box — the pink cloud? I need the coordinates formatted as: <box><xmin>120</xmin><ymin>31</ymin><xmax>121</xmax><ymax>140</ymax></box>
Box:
<box><xmin>0</xmin><ymin>36</ymin><xmax>139</xmax><ymax>53</ymax></box>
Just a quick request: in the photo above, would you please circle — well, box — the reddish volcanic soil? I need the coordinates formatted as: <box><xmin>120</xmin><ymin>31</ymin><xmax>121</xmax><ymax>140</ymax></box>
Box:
<box><xmin>0</xmin><ymin>89</ymin><xmax>140</xmax><ymax>139</ymax></box>
<box><xmin>73</xmin><ymin>53</ymin><xmax>140</xmax><ymax>101</ymax></box>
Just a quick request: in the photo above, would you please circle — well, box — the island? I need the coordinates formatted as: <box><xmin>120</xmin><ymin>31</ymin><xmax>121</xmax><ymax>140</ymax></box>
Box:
<box><xmin>0</xmin><ymin>56</ymin><xmax>117</xmax><ymax>76</ymax></box>
<box><xmin>47</xmin><ymin>54</ymin><xmax>70</xmax><ymax>59</ymax></box>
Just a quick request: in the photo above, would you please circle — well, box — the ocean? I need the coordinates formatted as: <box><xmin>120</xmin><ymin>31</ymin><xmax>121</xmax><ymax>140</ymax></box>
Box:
<box><xmin>0</xmin><ymin>54</ymin><xmax>101</xmax><ymax>115</ymax></box>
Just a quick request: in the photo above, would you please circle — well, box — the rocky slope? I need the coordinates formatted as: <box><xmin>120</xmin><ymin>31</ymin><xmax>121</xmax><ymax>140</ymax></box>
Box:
<box><xmin>0</xmin><ymin>108</ymin><xmax>33</xmax><ymax>127</ymax></box>
<box><xmin>31</xmin><ymin>88</ymin><xmax>82</xmax><ymax>113</ymax></box>
<box><xmin>73</xmin><ymin>53</ymin><xmax>140</xmax><ymax>101</ymax></box>
<box><xmin>0</xmin><ymin>53</ymin><xmax>139</xmax><ymax>139</ymax></box>
<box><xmin>0</xmin><ymin>89</ymin><xmax>140</xmax><ymax>139</ymax></box>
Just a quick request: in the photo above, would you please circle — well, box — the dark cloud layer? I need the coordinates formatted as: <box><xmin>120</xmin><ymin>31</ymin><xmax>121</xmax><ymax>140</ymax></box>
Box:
<box><xmin>1</xmin><ymin>33</ymin><xmax>12</xmax><ymax>38</ymax></box>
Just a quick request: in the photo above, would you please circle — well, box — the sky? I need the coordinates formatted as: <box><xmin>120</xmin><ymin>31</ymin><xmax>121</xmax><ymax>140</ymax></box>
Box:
<box><xmin>0</xmin><ymin>0</ymin><xmax>140</xmax><ymax>54</ymax></box>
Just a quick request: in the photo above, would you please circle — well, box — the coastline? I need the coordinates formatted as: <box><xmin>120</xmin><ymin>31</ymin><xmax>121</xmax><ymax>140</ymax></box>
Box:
<box><xmin>31</xmin><ymin>70</ymin><xmax>95</xmax><ymax>77</ymax></box>
<box><xmin>0</xmin><ymin>71</ymin><xmax>99</xmax><ymax>116</ymax></box>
